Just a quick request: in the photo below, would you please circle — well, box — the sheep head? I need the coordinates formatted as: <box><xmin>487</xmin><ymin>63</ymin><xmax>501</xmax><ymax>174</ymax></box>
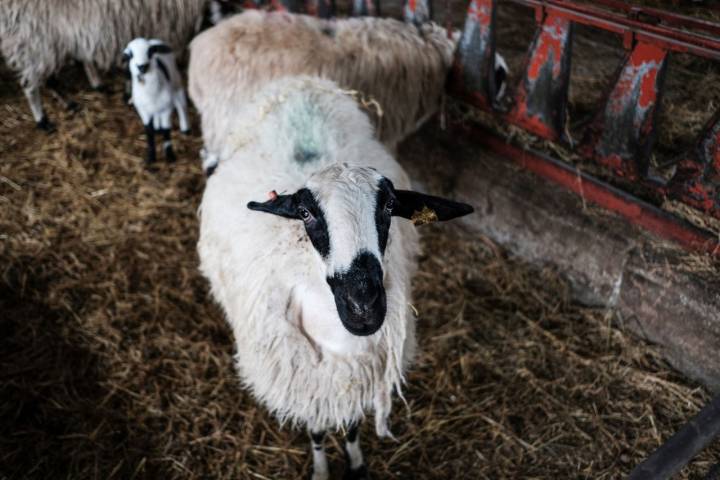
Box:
<box><xmin>248</xmin><ymin>164</ymin><xmax>473</xmax><ymax>337</ymax></box>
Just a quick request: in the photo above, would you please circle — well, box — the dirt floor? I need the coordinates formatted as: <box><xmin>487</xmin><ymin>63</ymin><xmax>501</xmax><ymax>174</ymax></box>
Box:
<box><xmin>2</xmin><ymin>3</ymin><xmax>720</xmax><ymax>480</ymax></box>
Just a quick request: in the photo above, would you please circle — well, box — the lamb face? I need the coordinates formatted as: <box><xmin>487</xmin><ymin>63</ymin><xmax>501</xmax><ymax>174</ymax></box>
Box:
<box><xmin>123</xmin><ymin>38</ymin><xmax>173</xmax><ymax>83</ymax></box>
<box><xmin>248</xmin><ymin>164</ymin><xmax>473</xmax><ymax>337</ymax></box>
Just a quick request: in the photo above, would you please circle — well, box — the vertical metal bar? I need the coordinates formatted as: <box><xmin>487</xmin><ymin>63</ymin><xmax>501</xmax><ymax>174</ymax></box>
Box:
<box><xmin>628</xmin><ymin>394</ymin><xmax>720</xmax><ymax>480</ymax></box>
<box><xmin>352</xmin><ymin>0</ymin><xmax>380</xmax><ymax>16</ymax></box>
<box><xmin>508</xmin><ymin>10</ymin><xmax>574</xmax><ymax>142</ymax></box>
<box><xmin>581</xmin><ymin>41</ymin><xmax>668</xmax><ymax>180</ymax></box>
<box><xmin>404</xmin><ymin>0</ymin><xmax>432</xmax><ymax>25</ymax></box>
<box><xmin>450</xmin><ymin>0</ymin><xmax>498</xmax><ymax>110</ymax></box>
<box><xmin>668</xmin><ymin>109</ymin><xmax>720</xmax><ymax>219</ymax></box>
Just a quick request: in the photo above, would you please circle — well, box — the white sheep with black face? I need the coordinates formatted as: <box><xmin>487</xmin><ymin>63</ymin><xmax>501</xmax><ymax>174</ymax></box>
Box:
<box><xmin>198</xmin><ymin>75</ymin><xmax>473</xmax><ymax>480</ymax></box>
<box><xmin>123</xmin><ymin>38</ymin><xmax>190</xmax><ymax>164</ymax></box>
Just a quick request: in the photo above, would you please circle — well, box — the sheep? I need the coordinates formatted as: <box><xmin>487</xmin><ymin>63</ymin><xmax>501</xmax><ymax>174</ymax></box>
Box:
<box><xmin>188</xmin><ymin>11</ymin><xmax>457</xmax><ymax>163</ymax></box>
<box><xmin>124</xmin><ymin>38</ymin><xmax>190</xmax><ymax>164</ymax></box>
<box><xmin>189</xmin><ymin>11</ymin><xmax>510</xmax><ymax>175</ymax></box>
<box><xmin>197</xmin><ymin>75</ymin><xmax>473</xmax><ymax>480</ymax></box>
<box><xmin>0</xmin><ymin>0</ymin><xmax>208</xmax><ymax>130</ymax></box>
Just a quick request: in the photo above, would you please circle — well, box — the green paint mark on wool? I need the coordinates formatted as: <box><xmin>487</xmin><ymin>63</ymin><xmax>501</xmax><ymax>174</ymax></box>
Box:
<box><xmin>288</xmin><ymin>99</ymin><xmax>325</xmax><ymax>164</ymax></box>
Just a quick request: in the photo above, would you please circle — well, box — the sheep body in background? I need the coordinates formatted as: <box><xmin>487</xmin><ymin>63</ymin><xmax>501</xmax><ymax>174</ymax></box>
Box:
<box><xmin>0</xmin><ymin>0</ymin><xmax>208</xmax><ymax>130</ymax></box>
<box><xmin>197</xmin><ymin>75</ymin><xmax>472</xmax><ymax>480</ymax></box>
<box><xmin>189</xmin><ymin>10</ymin><xmax>458</xmax><ymax>173</ymax></box>
<box><xmin>124</xmin><ymin>38</ymin><xmax>190</xmax><ymax>164</ymax></box>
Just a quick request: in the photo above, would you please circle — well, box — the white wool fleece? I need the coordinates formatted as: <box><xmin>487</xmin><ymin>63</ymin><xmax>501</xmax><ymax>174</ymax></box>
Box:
<box><xmin>197</xmin><ymin>76</ymin><xmax>420</xmax><ymax>436</ymax></box>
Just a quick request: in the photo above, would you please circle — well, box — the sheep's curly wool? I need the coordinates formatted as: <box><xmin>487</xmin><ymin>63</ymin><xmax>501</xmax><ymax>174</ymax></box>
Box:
<box><xmin>197</xmin><ymin>77</ymin><xmax>420</xmax><ymax>436</ymax></box>
<box><xmin>188</xmin><ymin>10</ymin><xmax>456</xmax><ymax>158</ymax></box>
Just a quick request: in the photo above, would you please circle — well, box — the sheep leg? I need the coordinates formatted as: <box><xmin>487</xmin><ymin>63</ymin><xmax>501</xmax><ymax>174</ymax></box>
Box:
<box><xmin>23</xmin><ymin>85</ymin><xmax>54</xmax><ymax>131</ymax></box>
<box><xmin>174</xmin><ymin>91</ymin><xmax>191</xmax><ymax>135</ymax></box>
<box><xmin>309</xmin><ymin>430</ymin><xmax>329</xmax><ymax>480</ymax></box>
<box><xmin>83</xmin><ymin>62</ymin><xmax>106</xmax><ymax>92</ymax></box>
<box><xmin>160</xmin><ymin>128</ymin><xmax>176</xmax><ymax>163</ymax></box>
<box><xmin>145</xmin><ymin>121</ymin><xmax>156</xmax><ymax>165</ymax></box>
<box><xmin>343</xmin><ymin>422</ymin><xmax>369</xmax><ymax>480</ymax></box>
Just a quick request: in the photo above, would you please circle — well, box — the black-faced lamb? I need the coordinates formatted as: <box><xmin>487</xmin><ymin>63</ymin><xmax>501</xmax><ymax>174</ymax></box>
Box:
<box><xmin>124</xmin><ymin>38</ymin><xmax>190</xmax><ymax>164</ymax></box>
<box><xmin>0</xmin><ymin>0</ymin><xmax>208</xmax><ymax>130</ymax></box>
<box><xmin>197</xmin><ymin>75</ymin><xmax>473</xmax><ymax>480</ymax></box>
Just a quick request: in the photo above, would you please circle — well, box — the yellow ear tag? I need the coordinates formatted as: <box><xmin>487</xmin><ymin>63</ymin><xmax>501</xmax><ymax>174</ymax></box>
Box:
<box><xmin>411</xmin><ymin>206</ymin><xmax>438</xmax><ymax>226</ymax></box>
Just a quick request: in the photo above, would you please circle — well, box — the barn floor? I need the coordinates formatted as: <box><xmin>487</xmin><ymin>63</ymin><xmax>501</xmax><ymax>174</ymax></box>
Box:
<box><xmin>2</xmin><ymin>49</ymin><xmax>720</xmax><ymax>479</ymax></box>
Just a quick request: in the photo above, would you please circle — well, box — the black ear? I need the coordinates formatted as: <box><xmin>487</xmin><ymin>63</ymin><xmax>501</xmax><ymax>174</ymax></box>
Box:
<box><xmin>148</xmin><ymin>43</ymin><xmax>172</xmax><ymax>58</ymax></box>
<box><xmin>392</xmin><ymin>190</ymin><xmax>473</xmax><ymax>225</ymax></box>
<box><xmin>247</xmin><ymin>194</ymin><xmax>298</xmax><ymax>219</ymax></box>
<box><xmin>121</xmin><ymin>50</ymin><xmax>132</xmax><ymax>62</ymax></box>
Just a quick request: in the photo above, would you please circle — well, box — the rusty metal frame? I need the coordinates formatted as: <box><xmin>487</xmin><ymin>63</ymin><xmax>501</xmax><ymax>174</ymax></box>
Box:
<box><xmin>448</xmin><ymin>0</ymin><xmax>720</xmax><ymax>256</ymax></box>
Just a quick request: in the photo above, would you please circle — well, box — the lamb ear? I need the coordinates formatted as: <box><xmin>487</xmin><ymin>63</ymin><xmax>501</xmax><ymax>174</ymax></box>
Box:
<box><xmin>121</xmin><ymin>49</ymin><xmax>132</xmax><ymax>62</ymax></box>
<box><xmin>148</xmin><ymin>43</ymin><xmax>172</xmax><ymax>58</ymax></box>
<box><xmin>247</xmin><ymin>194</ymin><xmax>298</xmax><ymax>219</ymax></box>
<box><xmin>392</xmin><ymin>190</ymin><xmax>474</xmax><ymax>225</ymax></box>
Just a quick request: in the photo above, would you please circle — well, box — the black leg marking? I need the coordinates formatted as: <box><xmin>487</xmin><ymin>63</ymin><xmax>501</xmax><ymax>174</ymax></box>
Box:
<box><xmin>342</xmin><ymin>464</ymin><xmax>369</xmax><ymax>480</ymax></box>
<box><xmin>145</xmin><ymin>122</ymin><xmax>156</xmax><ymax>165</ymax></box>
<box><xmin>310</xmin><ymin>430</ymin><xmax>325</xmax><ymax>445</ymax></box>
<box><xmin>160</xmin><ymin>128</ymin><xmax>176</xmax><ymax>163</ymax></box>
<box><xmin>343</xmin><ymin>422</ymin><xmax>369</xmax><ymax>480</ymax></box>
<box><xmin>346</xmin><ymin>422</ymin><xmax>359</xmax><ymax>443</ymax></box>
<box><xmin>36</xmin><ymin>116</ymin><xmax>56</xmax><ymax>133</ymax></box>
<box><xmin>309</xmin><ymin>430</ymin><xmax>329</xmax><ymax>479</ymax></box>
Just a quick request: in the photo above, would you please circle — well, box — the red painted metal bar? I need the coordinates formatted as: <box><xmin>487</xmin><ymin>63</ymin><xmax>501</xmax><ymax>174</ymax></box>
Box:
<box><xmin>453</xmin><ymin>122</ymin><xmax>720</xmax><ymax>256</ymax></box>
<box><xmin>450</xmin><ymin>0</ymin><xmax>499</xmax><ymax>110</ymax></box>
<box><xmin>508</xmin><ymin>10</ymin><xmax>573</xmax><ymax>142</ymax></box>
<box><xmin>507</xmin><ymin>0</ymin><xmax>720</xmax><ymax>61</ymax></box>
<box><xmin>404</xmin><ymin>0</ymin><xmax>433</xmax><ymax>25</ymax></box>
<box><xmin>590</xmin><ymin>0</ymin><xmax>720</xmax><ymax>38</ymax></box>
<box><xmin>580</xmin><ymin>42</ymin><xmax>668</xmax><ymax>180</ymax></box>
<box><xmin>669</xmin><ymin>109</ymin><xmax>720</xmax><ymax>218</ymax></box>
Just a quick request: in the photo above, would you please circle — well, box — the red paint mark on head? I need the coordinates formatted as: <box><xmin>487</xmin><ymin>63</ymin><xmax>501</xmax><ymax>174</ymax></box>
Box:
<box><xmin>268</xmin><ymin>190</ymin><xmax>279</xmax><ymax>201</ymax></box>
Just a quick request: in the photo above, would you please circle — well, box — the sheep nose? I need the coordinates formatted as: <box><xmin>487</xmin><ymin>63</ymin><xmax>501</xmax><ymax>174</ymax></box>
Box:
<box><xmin>348</xmin><ymin>291</ymin><xmax>379</xmax><ymax>316</ymax></box>
<box><xmin>137</xmin><ymin>64</ymin><xmax>149</xmax><ymax>74</ymax></box>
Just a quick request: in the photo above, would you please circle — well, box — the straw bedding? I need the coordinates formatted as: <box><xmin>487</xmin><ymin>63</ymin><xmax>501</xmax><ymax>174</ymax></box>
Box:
<box><xmin>2</xmin><ymin>3</ymin><xmax>720</xmax><ymax>478</ymax></box>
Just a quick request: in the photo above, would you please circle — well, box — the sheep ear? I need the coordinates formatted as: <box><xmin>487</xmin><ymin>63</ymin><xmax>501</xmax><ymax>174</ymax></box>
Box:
<box><xmin>392</xmin><ymin>190</ymin><xmax>474</xmax><ymax>226</ymax></box>
<box><xmin>148</xmin><ymin>43</ymin><xmax>172</xmax><ymax>58</ymax></box>
<box><xmin>122</xmin><ymin>50</ymin><xmax>132</xmax><ymax>62</ymax></box>
<box><xmin>247</xmin><ymin>194</ymin><xmax>299</xmax><ymax>219</ymax></box>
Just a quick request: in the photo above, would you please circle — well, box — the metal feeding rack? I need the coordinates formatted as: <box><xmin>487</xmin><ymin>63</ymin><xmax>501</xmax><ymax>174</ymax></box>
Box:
<box><xmin>245</xmin><ymin>0</ymin><xmax>720</xmax><ymax>476</ymax></box>
<box><xmin>448</xmin><ymin>0</ymin><xmax>720</xmax><ymax>257</ymax></box>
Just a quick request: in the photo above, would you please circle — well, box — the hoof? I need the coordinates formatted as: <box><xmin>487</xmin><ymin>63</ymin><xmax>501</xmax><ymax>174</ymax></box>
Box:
<box><xmin>343</xmin><ymin>465</ymin><xmax>370</xmax><ymax>480</ymax></box>
<box><xmin>181</xmin><ymin>129</ymin><xmax>192</xmax><ymax>136</ymax></box>
<box><xmin>205</xmin><ymin>164</ymin><xmax>217</xmax><ymax>177</ymax></box>
<box><xmin>36</xmin><ymin>117</ymin><xmax>56</xmax><ymax>132</ymax></box>
<box><xmin>165</xmin><ymin>149</ymin><xmax>177</xmax><ymax>163</ymax></box>
<box><xmin>93</xmin><ymin>84</ymin><xmax>111</xmax><ymax>95</ymax></box>
<box><xmin>66</xmin><ymin>100</ymin><xmax>80</xmax><ymax>112</ymax></box>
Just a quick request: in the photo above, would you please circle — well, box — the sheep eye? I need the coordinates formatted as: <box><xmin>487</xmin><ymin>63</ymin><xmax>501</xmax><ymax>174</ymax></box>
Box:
<box><xmin>385</xmin><ymin>198</ymin><xmax>395</xmax><ymax>213</ymax></box>
<box><xmin>298</xmin><ymin>206</ymin><xmax>312</xmax><ymax>222</ymax></box>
